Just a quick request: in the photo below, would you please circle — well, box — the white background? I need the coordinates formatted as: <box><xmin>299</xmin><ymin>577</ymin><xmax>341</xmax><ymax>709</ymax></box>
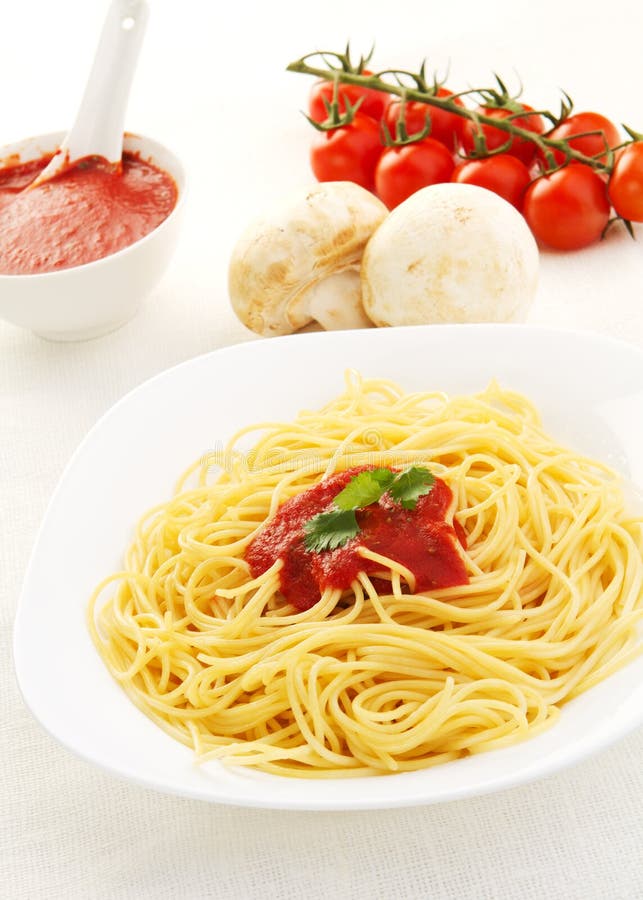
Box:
<box><xmin>2</xmin><ymin>1</ymin><xmax>643</xmax><ymax>897</ymax></box>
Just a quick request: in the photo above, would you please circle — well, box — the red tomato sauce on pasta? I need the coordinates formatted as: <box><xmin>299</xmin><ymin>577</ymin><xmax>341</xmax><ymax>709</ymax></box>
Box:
<box><xmin>246</xmin><ymin>467</ymin><xmax>469</xmax><ymax>611</ymax></box>
<box><xmin>0</xmin><ymin>152</ymin><xmax>177</xmax><ymax>275</ymax></box>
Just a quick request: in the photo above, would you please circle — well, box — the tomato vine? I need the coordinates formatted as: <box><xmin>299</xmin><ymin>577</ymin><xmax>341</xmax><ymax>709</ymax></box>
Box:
<box><xmin>287</xmin><ymin>46</ymin><xmax>635</xmax><ymax>176</ymax></box>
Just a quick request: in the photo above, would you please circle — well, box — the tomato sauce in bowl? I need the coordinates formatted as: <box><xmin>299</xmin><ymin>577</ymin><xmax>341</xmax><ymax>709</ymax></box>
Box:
<box><xmin>0</xmin><ymin>152</ymin><xmax>177</xmax><ymax>275</ymax></box>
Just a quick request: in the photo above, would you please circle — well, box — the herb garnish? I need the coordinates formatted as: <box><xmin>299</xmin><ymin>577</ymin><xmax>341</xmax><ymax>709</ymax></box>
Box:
<box><xmin>303</xmin><ymin>466</ymin><xmax>435</xmax><ymax>553</ymax></box>
<box><xmin>388</xmin><ymin>466</ymin><xmax>435</xmax><ymax>509</ymax></box>
<box><xmin>303</xmin><ymin>509</ymin><xmax>360</xmax><ymax>552</ymax></box>
<box><xmin>333</xmin><ymin>468</ymin><xmax>396</xmax><ymax>510</ymax></box>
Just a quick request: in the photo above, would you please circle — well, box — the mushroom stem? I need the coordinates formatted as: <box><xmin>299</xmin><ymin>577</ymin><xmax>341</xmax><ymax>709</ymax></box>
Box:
<box><xmin>296</xmin><ymin>268</ymin><xmax>374</xmax><ymax>331</ymax></box>
<box><xmin>228</xmin><ymin>182</ymin><xmax>387</xmax><ymax>336</ymax></box>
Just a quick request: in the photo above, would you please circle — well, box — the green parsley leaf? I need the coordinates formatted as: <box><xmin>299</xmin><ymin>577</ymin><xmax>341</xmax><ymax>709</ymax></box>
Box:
<box><xmin>370</xmin><ymin>468</ymin><xmax>399</xmax><ymax>487</ymax></box>
<box><xmin>389</xmin><ymin>466</ymin><xmax>435</xmax><ymax>510</ymax></box>
<box><xmin>302</xmin><ymin>466</ymin><xmax>436</xmax><ymax>553</ymax></box>
<box><xmin>303</xmin><ymin>509</ymin><xmax>360</xmax><ymax>552</ymax></box>
<box><xmin>334</xmin><ymin>468</ymin><xmax>395</xmax><ymax>511</ymax></box>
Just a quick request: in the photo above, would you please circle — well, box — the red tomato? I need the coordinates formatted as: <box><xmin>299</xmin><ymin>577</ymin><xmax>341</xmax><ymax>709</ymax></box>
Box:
<box><xmin>310</xmin><ymin>114</ymin><xmax>383</xmax><ymax>190</ymax></box>
<box><xmin>461</xmin><ymin>104</ymin><xmax>545</xmax><ymax>165</ymax></box>
<box><xmin>384</xmin><ymin>89</ymin><xmax>465</xmax><ymax>149</ymax></box>
<box><xmin>609</xmin><ymin>142</ymin><xmax>643</xmax><ymax>221</ymax></box>
<box><xmin>374</xmin><ymin>138</ymin><xmax>455</xmax><ymax>209</ymax></box>
<box><xmin>523</xmin><ymin>164</ymin><xmax>610</xmax><ymax>250</ymax></box>
<box><xmin>545</xmin><ymin>112</ymin><xmax>620</xmax><ymax>166</ymax></box>
<box><xmin>308</xmin><ymin>71</ymin><xmax>388</xmax><ymax>123</ymax></box>
<box><xmin>452</xmin><ymin>154</ymin><xmax>531</xmax><ymax>210</ymax></box>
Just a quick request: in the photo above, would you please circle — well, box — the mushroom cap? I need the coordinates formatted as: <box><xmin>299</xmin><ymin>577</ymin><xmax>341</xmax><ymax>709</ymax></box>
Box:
<box><xmin>229</xmin><ymin>181</ymin><xmax>388</xmax><ymax>336</ymax></box>
<box><xmin>361</xmin><ymin>183</ymin><xmax>539</xmax><ymax>327</ymax></box>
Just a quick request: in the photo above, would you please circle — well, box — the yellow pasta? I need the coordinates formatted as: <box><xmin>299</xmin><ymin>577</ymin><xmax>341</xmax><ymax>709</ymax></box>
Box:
<box><xmin>88</xmin><ymin>374</ymin><xmax>643</xmax><ymax>777</ymax></box>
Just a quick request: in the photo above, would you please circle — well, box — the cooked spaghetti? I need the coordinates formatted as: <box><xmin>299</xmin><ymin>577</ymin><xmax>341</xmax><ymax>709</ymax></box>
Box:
<box><xmin>88</xmin><ymin>375</ymin><xmax>643</xmax><ymax>777</ymax></box>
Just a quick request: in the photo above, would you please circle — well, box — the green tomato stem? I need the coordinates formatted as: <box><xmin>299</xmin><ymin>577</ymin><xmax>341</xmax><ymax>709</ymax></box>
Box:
<box><xmin>287</xmin><ymin>53</ymin><xmax>623</xmax><ymax>175</ymax></box>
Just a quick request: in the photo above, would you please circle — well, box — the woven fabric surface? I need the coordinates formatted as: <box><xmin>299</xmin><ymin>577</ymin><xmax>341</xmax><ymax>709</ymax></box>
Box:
<box><xmin>2</xmin><ymin>1</ymin><xmax>643</xmax><ymax>897</ymax></box>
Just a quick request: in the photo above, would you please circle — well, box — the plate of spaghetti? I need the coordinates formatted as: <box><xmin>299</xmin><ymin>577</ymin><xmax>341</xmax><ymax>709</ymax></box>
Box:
<box><xmin>14</xmin><ymin>325</ymin><xmax>643</xmax><ymax>809</ymax></box>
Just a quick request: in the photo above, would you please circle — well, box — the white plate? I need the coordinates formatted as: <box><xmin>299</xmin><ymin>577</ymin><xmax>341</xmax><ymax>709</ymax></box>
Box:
<box><xmin>13</xmin><ymin>324</ymin><xmax>643</xmax><ymax>810</ymax></box>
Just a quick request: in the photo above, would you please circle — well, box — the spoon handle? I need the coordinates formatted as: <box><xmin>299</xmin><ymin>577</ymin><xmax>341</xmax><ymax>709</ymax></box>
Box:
<box><xmin>69</xmin><ymin>0</ymin><xmax>150</xmax><ymax>164</ymax></box>
<box><xmin>33</xmin><ymin>0</ymin><xmax>149</xmax><ymax>186</ymax></box>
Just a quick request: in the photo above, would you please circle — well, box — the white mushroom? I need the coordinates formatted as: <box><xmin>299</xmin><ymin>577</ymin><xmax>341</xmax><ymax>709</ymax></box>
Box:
<box><xmin>361</xmin><ymin>183</ymin><xmax>539</xmax><ymax>327</ymax></box>
<box><xmin>228</xmin><ymin>182</ymin><xmax>387</xmax><ymax>336</ymax></box>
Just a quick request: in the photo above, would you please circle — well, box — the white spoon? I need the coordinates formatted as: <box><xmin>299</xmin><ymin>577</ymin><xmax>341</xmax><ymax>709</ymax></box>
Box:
<box><xmin>31</xmin><ymin>0</ymin><xmax>149</xmax><ymax>188</ymax></box>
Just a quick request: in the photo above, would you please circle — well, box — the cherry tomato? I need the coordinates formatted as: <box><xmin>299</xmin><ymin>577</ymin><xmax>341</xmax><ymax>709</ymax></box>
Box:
<box><xmin>384</xmin><ymin>89</ymin><xmax>465</xmax><ymax>149</ymax></box>
<box><xmin>308</xmin><ymin>72</ymin><xmax>388</xmax><ymax>123</ymax></box>
<box><xmin>461</xmin><ymin>104</ymin><xmax>545</xmax><ymax>165</ymax></box>
<box><xmin>451</xmin><ymin>154</ymin><xmax>531</xmax><ymax>210</ymax></box>
<box><xmin>609</xmin><ymin>142</ymin><xmax>643</xmax><ymax>221</ymax></box>
<box><xmin>545</xmin><ymin>112</ymin><xmax>620</xmax><ymax>166</ymax></box>
<box><xmin>523</xmin><ymin>164</ymin><xmax>610</xmax><ymax>250</ymax></box>
<box><xmin>374</xmin><ymin>138</ymin><xmax>455</xmax><ymax>209</ymax></box>
<box><xmin>310</xmin><ymin>114</ymin><xmax>383</xmax><ymax>190</ymax></box>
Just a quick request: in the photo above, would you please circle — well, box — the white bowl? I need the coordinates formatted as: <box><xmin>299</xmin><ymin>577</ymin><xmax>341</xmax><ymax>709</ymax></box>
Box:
<box><xmin>0</xmin><ymin>131</ymin><xmax>185</xmax><ymax>341</ymax></box>
<box><xmin>13</xmin><ymin>325</ymin><xmax>643</xmax><ymax>809</ymax></box>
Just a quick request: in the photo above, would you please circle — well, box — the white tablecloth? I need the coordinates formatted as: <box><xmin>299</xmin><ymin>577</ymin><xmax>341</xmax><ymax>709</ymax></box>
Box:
<box><xmin>2</xmin><ymin>1</ymin><xmax>642</xmax><ymax>897</ymax></box>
